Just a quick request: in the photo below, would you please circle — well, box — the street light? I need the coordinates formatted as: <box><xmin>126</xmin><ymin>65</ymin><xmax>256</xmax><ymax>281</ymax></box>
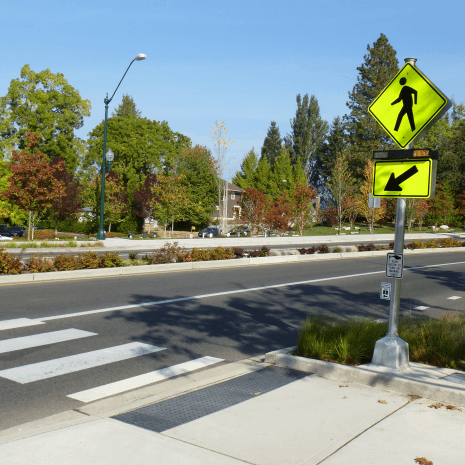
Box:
<box><xmin>97</xmin><ymin>54</ymin><xmax>146</xmax><ymax>240</ymax></box>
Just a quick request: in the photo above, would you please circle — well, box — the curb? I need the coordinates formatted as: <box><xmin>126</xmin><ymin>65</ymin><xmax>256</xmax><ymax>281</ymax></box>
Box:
<box><xmin>265</xmin><ymin>348</ymin><xmax>465</xmax><ymax>407</ymax></box>
<box><xmin>1</xmin><ymin>246</ymin><xmax>465</xmax><ymax>284</ymax></box>
<box><xmin>0</xmin><ymin>358</ymin><xmax>267</xmax><ymax>445</ymax></box>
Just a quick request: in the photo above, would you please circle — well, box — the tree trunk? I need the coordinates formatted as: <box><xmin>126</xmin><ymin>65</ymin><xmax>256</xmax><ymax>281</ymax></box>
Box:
<box><xmin>28</xmin><ymin>211</ymin><xmax>31</xmax><ymax>241</ymax></box>
<box><xmin>55</xmin><ymin>219</ymin><xmax>58</xmax><ymax>238</ymax></box>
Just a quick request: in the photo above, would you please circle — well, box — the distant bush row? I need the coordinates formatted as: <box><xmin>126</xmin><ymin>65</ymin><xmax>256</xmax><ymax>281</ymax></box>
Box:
<box><xmin>1</xmin><ymin>239</ymin><xmax>464</xmax><ymax>275</ymax></box>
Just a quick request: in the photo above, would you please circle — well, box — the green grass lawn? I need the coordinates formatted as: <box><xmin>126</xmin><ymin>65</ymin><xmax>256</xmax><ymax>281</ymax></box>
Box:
<box><xmin>302</xmin><ymin>223</ymin><xmax>460</xmax><ymax>236</ymax></box>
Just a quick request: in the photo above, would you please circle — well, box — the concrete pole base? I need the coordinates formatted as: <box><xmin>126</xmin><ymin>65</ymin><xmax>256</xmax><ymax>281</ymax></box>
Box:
<box><xmin>371</xmin><ymin>336</ymin><xmax>409</xmax><ymax>370</ymax></box>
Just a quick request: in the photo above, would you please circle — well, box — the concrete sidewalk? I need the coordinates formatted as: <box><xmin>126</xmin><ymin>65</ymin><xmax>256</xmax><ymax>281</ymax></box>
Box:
<box><xmin>1</xmin><ymin>353</ymin><xmax>464</xmax><ymax>465</ymax></box>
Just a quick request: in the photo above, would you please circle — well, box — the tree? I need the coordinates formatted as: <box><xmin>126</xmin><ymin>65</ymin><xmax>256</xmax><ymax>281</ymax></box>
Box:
<box><xmin>343</xmin><ymin>197</ymin><xmax>359</xmax><ymax>229</ymax></box>
<box><xmin>253</xmin><ymin>155</ymin><xmax>275</xmax><ymax>198</ymax></box>
<box><xmin>233</xmin><ymin>148</ymin><xmax>259</xmax><ymax>189</ymax></box>
<box><xmin>427</xmin><ymin>183</ymin><xmax>455</xmax><ymax>226</ymax></box>
<box><xmin>111</xmin><ymin>94</ymin><xmax>142</xmax><ymax>118</ymax></box>
<box><xmin>405</xmin><ymin>199</ymin><xmax>429</xmax><ymax>232</ymax></box>
<box><xmin>284</xmin><ymin>94</ymin><xmax>328</xmax><ymax>181</ymax></box>
<box><xmin>3</xmin><ymin>133</ymin><xmax>66</xmax><ymax>239</ymax></box>
<box><xmin>86</xmin><ymin>117</ymin><xmax>190</xmax><ymax>196</ymax></box>
<box><xmin>103</xmin><ymin>172</ymin><xmax>129</xmax><ymax>233</ymax></box>
<box><xmin>174</xmin><ymin>145</ymin><xmax>218</xmax><ymax>227</ymax></box>
<box><xmin>261</xmin><ymin>122</ymin><xmax>282</xmax><ymax>168</ymax></box>
<box><xmin>151</xmin><ymin>173</ymin><xmax>192</xmax><ymax>235</ymax></box>
<box><xmin>285</xmin><ymin>182</ymin><xmax>318</xmax><ymax>236</ymax></box>
<box><xmin>326</xmin><ymin>156</ymin><xmax>355</xmax><ymax>234</ymax></box>
<box><xmin>0</xmin><ymin>65</ymin><xmax>91</xmax><ymax>172</ymax></box>
<box><xmin>354</xmin><ymin>161</ymin><xmax>386</xmax><ymax>232</ymax></box>
<box><xmin>264</xmin><ymin>197</ymin><xmax>291</xmax><ymax>233</ymax></box>
<box><xmin>314</xmin><ymin>116</ymin><xmax>347</xmax><ymax>195</ymax></box>
<box><xmin>210</xmin><ymin>120</ymin><xmax>234</xmax><ymax>233</ymax></box>
<box><xmin>48</xmin><ymin>157</ymin><xmax>84</xmax><ymax>235</ymax></box>
<box><xmin>344</xmin><ymin>34</ymin><xmax>399</xmax><ymax>179</ymax></box>
<box><xmin>240</xmin><ymin>188</ymin><xmax>268</xmax><ymax>235</ymax></box>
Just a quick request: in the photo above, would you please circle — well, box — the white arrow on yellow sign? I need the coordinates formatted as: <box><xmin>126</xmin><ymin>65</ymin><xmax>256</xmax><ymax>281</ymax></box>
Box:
<box><xmin>369</xmin><ymin>63</ymin><xmax>451</xmax><ymax>149</ymax></box>
<box><xmin>372</xmin><ymin>159</ymin><xmax>436</xmax><ymax>198</ymax></box>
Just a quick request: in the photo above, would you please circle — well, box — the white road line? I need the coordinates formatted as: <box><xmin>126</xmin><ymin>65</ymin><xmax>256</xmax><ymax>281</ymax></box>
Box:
<box><xmin>0</xmin><ymin>329</ymin><xmax>97</xmax><ymax>354</ymax></box>
<box><xmin>67</xmin><ymin>356</ymin><xmax>224</xmax><ymax>403</ymax></box>
<box><xmin>0</xmin><ymin>318</ymin><xmax>45</xmax><ymax>331</ymax></box>
<box><xmin>28</xmin><ymin>260</ymin><xmax>465</xmax><ymax>324</ymax></box>
<box><xmin>0</xmin><ymin>342</ymin><xmax>165</xmax><ymax>384</ymax></box>
<box><xmin>447</xmin><ymin>296</ymin><xmax>462</xmax><ymax>300</ymax></box>
<box><xmin>413</xmin><ymin>306</ymin><xmax>429</xmax><ymax>310</ymax></box>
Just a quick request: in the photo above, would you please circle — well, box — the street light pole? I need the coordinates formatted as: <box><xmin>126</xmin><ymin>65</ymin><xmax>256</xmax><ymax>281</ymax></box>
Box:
<box><xmin>97</xmin><ymin>54</ymin><xmax>146</xmax><ymax>240</ymax></box>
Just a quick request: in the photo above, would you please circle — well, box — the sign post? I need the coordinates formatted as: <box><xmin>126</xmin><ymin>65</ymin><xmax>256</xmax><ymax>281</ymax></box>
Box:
<box><xmin>370</xmin><ymin>58</ymin><xmax>450</xmax><ymax>370</ymax></box>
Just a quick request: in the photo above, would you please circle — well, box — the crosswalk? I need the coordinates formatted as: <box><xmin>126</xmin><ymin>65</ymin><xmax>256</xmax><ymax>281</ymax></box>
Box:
<box><xmin>0</xmin><ymin>321</ymin><xmax>223</xmax><ymax>403</ymax></box>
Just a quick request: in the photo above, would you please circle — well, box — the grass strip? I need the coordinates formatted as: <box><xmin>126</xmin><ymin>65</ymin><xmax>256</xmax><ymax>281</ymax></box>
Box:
<box><xmin>295</xmin><ymin>313</ymin><xmax>465</xmax><ymax>371</ymax></box>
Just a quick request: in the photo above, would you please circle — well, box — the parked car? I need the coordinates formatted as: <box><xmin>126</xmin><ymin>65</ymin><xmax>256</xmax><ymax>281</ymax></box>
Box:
<box><xmin>0</xmin><ymin>224</ymin><xmax>12</xmax><ymax>237</ymax></box>
<box><xmin>9</xmin><ymin>226</ymin><xmax>26</xmax><ymax>237</ymax></box>
<box><xmin>198</xmin><ymin>227</ymin><xmax>220</xmax><ymax>238</ymax></box>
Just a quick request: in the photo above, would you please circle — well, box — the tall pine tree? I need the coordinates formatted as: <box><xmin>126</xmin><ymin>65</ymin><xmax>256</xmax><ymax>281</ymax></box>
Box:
<box><xmin>284</xmin><ymin>94</ymin><xmax>328</xmax><ymax>182</ymax></box>
<box><xmin>260</xmin><ymin>121</ymin><xmax>282</xmax><ymax>168</ymax></box>
<box><xmin>112</xmin><ymin>94</ymin><xmax>142</xmax><ymax>118</ymax></box>
<box><xmin>232</xmin><ymin>148</ymin><xmax>259</xmax><ymax>189</ymax></box>
<box><xmin>344</xmin><ymin>33</ymin><xmax>399</xmax><ymax>179</ymax></box>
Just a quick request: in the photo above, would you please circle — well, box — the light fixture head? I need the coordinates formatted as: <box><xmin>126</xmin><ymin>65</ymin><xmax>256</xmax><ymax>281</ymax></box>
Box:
<box><xmin>106</xmin><ymin>148</ymin><xmax>114</xmax><ymax>162</ymax></box>
<box><xmin>135</xmin><ymin>54</ymin><xmax>146</xmax><ymax>61</ymax></box>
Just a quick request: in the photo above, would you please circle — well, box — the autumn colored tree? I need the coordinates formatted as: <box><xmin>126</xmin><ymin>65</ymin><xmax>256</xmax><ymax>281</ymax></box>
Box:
<box><xmin>3</xmin><ymin>133</ymin><xmax>66</xmax><ymax>239</ymax></box>
<box><xmin>427</xmin><ymin>184</ymin><xmax>455</xmax><ymax>226</ymax></box>
<box><xmin>285</xmin><ymin>182</ymin><xmax>318</xmax><ymax>236</ymax></box>
<box><xmin>354</xmin><ymin>161</ymin><xmax>386</xmax><ymax>233</ymax></box>
<box><xmin>240</xmin><ymin>188</ymin><xmax>269</xmax><ymax>235</ymax></box>
<box><xmin>343</xmin><ymin>197</ymin><xmax>359</xmax><ymax>229</ymax></box>
<box><xmin>48</xmin><ymin>157</ymin><xmax>84</xmax><ymax>235</ymax></box>
<box><xmin>264</xmin><ymin>197</ymin><xmax>291</xmax><ymax>234</ymax></box>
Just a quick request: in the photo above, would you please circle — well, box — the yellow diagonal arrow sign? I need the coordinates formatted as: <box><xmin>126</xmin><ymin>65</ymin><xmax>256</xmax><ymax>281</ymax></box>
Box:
<box><xmin>372</xmin><ymin>159</ymin><xmax>436</xmax><ymax>198</ymax></box>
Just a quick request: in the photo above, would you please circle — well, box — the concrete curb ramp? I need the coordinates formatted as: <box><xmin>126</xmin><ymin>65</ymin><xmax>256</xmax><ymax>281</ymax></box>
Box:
<box><xmin>265</xmin><ymin>347</ymin><xmax>465</xmax><ymax>407</ymax></box>
<box><xmin>1</xmin><ymin>246</ymin><xmax>465</xmax><ymax>284</ymax></box>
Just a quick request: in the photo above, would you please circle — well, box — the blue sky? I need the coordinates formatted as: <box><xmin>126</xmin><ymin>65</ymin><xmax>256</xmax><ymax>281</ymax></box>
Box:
<box><xmin>1</xmin><ymin>0</ymin><xmax>464</xmax><ymax>180</ymax></box>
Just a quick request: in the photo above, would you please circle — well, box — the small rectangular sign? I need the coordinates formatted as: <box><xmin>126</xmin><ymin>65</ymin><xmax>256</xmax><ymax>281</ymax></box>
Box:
<box><xmin>380</xmin><ymin>282</ymin><xmax>391</xmax><ymax>300</ymax></box>
<box><xmin>386</xmin><ymin>253</ymin><xmax>403</xmax><ymax>278</ymax></box>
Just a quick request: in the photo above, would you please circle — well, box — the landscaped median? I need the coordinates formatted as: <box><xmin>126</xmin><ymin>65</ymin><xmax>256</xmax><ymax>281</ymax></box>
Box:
<box><xmin>1</xmin><ymin>239</ymin><xmax>465</xmax><ymax>284</ymax></box>
<box><xmin>265</xmin><ymin>313</ymin><xmax>465</xmax><ymax>406</ymax></box>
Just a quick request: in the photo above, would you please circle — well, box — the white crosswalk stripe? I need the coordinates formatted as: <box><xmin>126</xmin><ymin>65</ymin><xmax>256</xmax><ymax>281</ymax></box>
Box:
<box><xmin>0</xmin><ymin>318</ymin><xmax>45</xmax><ymax>331</ymax></box>
<box><xmin>67</xmin><ymin>356</ymin><xmax>224</xmax><ymax>403</ymax></box>
<box><xmin>0</xmin><ymin>342</ymin><xmax>165</xmax><ymax>384</ymax></box>
<box><xmin>0</xmin><ymin>329</ymin><xmax>97</xmax><ymax>354</ymax></box>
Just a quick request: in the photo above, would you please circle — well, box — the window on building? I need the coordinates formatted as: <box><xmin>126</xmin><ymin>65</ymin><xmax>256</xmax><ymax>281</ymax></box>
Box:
<box><xmin>231</xmin><ymin>193</ymin><xmax>235</xmax><ymax>200</ymax></box>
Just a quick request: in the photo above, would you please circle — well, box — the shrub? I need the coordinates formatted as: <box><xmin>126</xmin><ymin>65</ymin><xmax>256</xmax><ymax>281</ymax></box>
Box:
<box><xmin>317</xmin><ymin>244</ymin><xmax>329</xmax><ymax>254</ymax></box>
<box><xmin>54</xmin><ymin>254</ymin><xmax>79</xmax><ymax>271</ymax></box>
<box><xmin>0</xmin><ymin>248</ymin><xmax>23</xmax><ymax>275</ymax></box>
<box><xmin>190</xmin><ymin>248</ymin><xmax>211</xmax><ymax>261</ymax></box>
<box><xmin>208</xmin><ymin>246</ymin><xmax>235</xmax><ymax>260</ymax></box>
<box><xmin>439</xmin><ymin>238</ymin><xmax>463</xmax><ymax>248</ymax></box>
<box><xmin>357</xmin><ymin>243</ymin><xmax>377</xmax><ymax>251</ymax></box>
<box><xmin>78</xmin><ymin>251</ymin><xmax>100</xmax><ymax>269</ymax></box>
<box><xmin>332</xmin><ymin>247</ymin><xmax>342</xmax><ymax>253</ymax></box>
<box><xmin>298</xmin><ymin>247</ymin><xmax>316</xmax><ymax>255</ymax></box>
<box><xmin>24</xmin><ymin>254</ymin><xmax>54</xmax><ymax>272</ymax></box>
<box><xmin>99</xmin><ymin>252</ymin><xmax>123</xmax><ymax>268</ymax></box>
<box><xmin>233</xmin><ymin>247</ymin><xmax>244</xmax><ymax>258</ymax></box>
<box><xmin>31</xmin><ymin>229</ymin><xmax>55</xmax><ymax>240</ymax></box>
<box><xmin>129</xmin><ymin>252</ymin><xmax>138</xmax><ymax>260</ymax></box>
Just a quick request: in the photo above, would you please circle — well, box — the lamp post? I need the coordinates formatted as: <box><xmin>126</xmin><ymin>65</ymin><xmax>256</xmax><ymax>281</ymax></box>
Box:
<box><xmin>97</xmin><ymin>54</ymin><xmax>146</xmax><ymax>240</ymax></box>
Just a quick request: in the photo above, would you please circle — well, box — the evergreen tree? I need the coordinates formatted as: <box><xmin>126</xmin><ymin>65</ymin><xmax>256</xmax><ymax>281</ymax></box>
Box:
<box><xmin>284</xmin><ymin>94</ymin><xmax>328</xmax><ymax>181</ymax></box>
<box><xmin>314</xmin><ymin>116</ymin><xmax>347</xmax><ymax>195</ymax></box>
<box><xmin>253</xmin><ymin>155</ymin><xmax>275</xmax><ymax>198</ymax></box>
<box><xmin>232</xmin><ymin>148</ymin><xmax>259</xmax><ymax>189</ymax></box>
<box><xmin>272</xmin><ymin>147</ymin><xmax>295</xmax><ymax>197</ymax></box>
<box><xmin>344</xmin><ymin>33</ymin><xmax>399</xmax><ymax>179</ymax></box>
<box><xmin>111</xmin><ymin>94</ymin><xmax>142</xmax><ymax>118</ymax></box>
<box><xmin>260</xmin><ymin>121</ymin><xmax>282</xmax><ymax>168</ymax></box>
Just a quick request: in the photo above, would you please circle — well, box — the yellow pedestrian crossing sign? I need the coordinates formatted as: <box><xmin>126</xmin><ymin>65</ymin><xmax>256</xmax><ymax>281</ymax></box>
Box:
<box><xmin>369</xmin><ymin>63</ymin><xmax>451</xmax><ymax>149</ymax></box>
<box><xmin>372</xmin><ymin>159</ymin><xmax>436</xmax><ymax>198</ymax></box>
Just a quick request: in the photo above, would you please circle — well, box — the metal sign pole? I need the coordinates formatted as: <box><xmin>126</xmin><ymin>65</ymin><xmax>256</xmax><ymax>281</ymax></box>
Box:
<box><xmin>371</xmin><ymin>57</ymin><xmax>420</xmax><ymax>370</ymax></box>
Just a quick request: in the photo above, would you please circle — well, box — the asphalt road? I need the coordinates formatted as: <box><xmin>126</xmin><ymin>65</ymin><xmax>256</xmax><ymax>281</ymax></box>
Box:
<box><xmin>1</xmin><ymin>252</ymin><xmax>464</xmax><ymax>430</ymax></box>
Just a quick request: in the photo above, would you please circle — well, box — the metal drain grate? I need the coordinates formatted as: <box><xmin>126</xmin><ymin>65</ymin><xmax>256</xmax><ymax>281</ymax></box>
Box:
<box><xmin>113</xmin><ymin>365</ymin><xmax>310</xmax><ymax>433</ymax></box>
<box><xmin>443</xmin><ymin>373</ymin><xmax>465</xmax><ymax>385</ymax></box>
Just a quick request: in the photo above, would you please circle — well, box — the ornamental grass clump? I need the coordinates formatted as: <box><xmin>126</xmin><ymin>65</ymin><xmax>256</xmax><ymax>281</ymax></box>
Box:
<box><xmin>295</xmin><ymin>315</ymin><xmax>387</xmax><ymax>365</ymax></box>
<box><xmin>398</xmin><ymin>313</ymin><xmax>465</xmax><ymax>370</ymax></box>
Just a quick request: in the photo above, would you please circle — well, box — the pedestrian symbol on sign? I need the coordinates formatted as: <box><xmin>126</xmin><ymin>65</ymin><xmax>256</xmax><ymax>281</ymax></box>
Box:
<box><xmin>392</xmin><ymin>77</ymin><xmax>417</xmax><ymax>132</ymax></box>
